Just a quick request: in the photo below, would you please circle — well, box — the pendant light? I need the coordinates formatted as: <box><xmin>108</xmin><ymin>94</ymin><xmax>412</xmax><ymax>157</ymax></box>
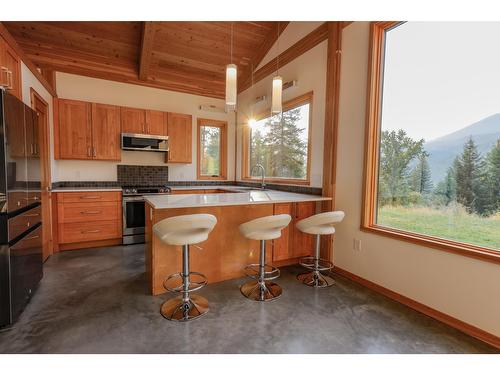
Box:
<box><xmin>225</xmin><ymin>23</ymin><xmax>237</xmax><ymax>110</ymax></box>
<box><xmin>271</xmin><ymin>22</ymin><xmax>282</xmax><ymax>114</ymax></box>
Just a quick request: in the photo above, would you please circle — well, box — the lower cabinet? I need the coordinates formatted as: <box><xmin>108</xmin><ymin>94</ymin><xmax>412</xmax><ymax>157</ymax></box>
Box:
<box><xmin>272</xmin><ymin>201</ymin><xmax>317</xmax><ymax>262</ymax></box>
<box><xmin>54</xmin><ymin>191</ymin><xmax>122</xmax><ymax>251</ymax></box>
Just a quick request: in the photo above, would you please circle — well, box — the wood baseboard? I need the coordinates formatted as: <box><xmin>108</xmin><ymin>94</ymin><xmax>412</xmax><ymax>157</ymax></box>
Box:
<box><xmin>333</xmin><ymin>267</ymin><xmax>500</xmax><ymax>350</ymax></box>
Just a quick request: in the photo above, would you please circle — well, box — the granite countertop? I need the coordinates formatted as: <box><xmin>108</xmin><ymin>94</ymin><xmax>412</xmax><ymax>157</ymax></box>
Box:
<box><xmin>145</xmin><ymin>189</ymin><xmax>330</xmax><ymax>209</ymax></box>
<box><xmin>52</xmin><ymin>187</ymin><xmax>122</xmax><ymax>192</ymax></box>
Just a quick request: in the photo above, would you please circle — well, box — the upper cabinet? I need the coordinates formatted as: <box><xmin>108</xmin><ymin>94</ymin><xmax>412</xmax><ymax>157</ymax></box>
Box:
<box><xmin>0</xmin><ymin>36</ymin><xmax>22</xmax><ymax>100</ymax></box>
<box><xmin>121</xmin><ymin>107</ymin><xmax>168</xmax><ymax>136</ymax></box>
<box><xmin>56</xmin><ymin>99</ymin><xmax>121</xmax><ymax>161</ymax></box>
<box><xmin>167</xmin><ymin>112</ymin><xmax>192</xmax><ymax>164</ymax></box>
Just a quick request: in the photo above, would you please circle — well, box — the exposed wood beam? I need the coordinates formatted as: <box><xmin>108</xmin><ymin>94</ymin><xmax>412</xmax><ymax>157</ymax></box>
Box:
<box><xmin>139</xmin><ymin>21</ymin><xmax>157</xmax><ymax>81</ymax></box>
<box><xmin>0</xmin><ymin>22</ymin><xmax>57</xmax><ymax>97</ymax></box>
<box><xmin>321</xmin><ymin>22</ymin><xmax>343</xmax><ymax>261</ymax></box>
<box><xmin>238</xmin><ymin>22</ymin><xmax>329</xmax><ymax>93</ymax></box>
<box><xmin>238</xmin><ymin>21</ymin><xmax>289</xmax><ymax>92</ymax></box>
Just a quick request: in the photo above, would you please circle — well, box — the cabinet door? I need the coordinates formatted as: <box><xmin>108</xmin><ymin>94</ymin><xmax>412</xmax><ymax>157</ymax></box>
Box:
<box><xmin>291</xmin><ymin>202</ymin><xmax>316</xmax><ymax>258</ymax></box>
<box><xmin>166</xmin><ymin>112</ymin><xmax>192</xmax><ymax>163</ymax></box>
<box><xmin>58</xmin><ymin>99</ymin><xmax>92</xmax><ymax>159</ymax></box>
<box><xmin>91</xmin><ymin>103</ymin><xmax>121</xmax><ymax>161</ymax></box>
<box><xmin>272</xmin><ymin>203</ymin><xmax>293</xmax><ymax>261</ymax></box>
<box><xmin>1</xmin><ymin>38</ymin><xmax>22</xmax><ymax>100</ymax></box>
<box><xmin>146</xmin><ymin>110</ymin><xmax>167</xmax><ymax>136</ymax></box>
<box><xmin>121</xmin><ymin>107</ymin><xmax>146</xmax><ymax>134</ymax></box>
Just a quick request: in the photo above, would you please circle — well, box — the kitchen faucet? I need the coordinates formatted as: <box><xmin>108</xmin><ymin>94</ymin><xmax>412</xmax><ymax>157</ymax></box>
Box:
<box><xmin>251</xmin><ymin>164</ymin><xmax>266</xmax><ymax>190</ymax></box>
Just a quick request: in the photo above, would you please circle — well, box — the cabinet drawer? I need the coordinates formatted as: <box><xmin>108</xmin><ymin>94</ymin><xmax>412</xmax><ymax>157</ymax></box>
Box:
<box><xmin>58</xmin><ymin>201</ymin><xmax>121</xmax><ymax>223</ymax></box>
<box><xmin>58</xmin><ymin>220</ymin><xmax>121</xmax><ymax>244</ymax></box>
<box><xmin>8</xmin><ymin>205</ymin><xmax>42</xmax><ymax>241</ymax></box>
<box><xmin>58</xmin><ymin>191</ymin><xmax>121</xmax><ymax>203</ymax></box>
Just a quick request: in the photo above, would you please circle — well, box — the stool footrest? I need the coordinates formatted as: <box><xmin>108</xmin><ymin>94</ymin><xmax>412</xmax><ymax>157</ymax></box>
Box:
<box><xmin>243</xmin><ymin>263</ymin><xmax>280</xmax><ymax>281</ymax></box>
<box><xmin>163</xmin><ymin>271</ymin><xmax>208</xmax><ymax>293</ymax></box>
<box><xmin>299</xmin><ymin>257</ymin><xmax>333</xmax><ymax>272</ymax></box>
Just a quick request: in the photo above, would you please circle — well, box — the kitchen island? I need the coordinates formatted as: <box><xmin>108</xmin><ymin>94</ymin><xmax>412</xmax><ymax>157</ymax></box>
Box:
<box><xmin>144</xmin><ymin>188</ymin><xmax>331</xmax><ymax>295</ymax></box>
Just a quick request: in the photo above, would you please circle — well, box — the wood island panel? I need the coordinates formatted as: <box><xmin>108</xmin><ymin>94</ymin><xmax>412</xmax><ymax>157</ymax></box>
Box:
<box><xmin>146</xmin><ymin>203</ymin><xmax>274</xmax><ymax>295</ymax></box>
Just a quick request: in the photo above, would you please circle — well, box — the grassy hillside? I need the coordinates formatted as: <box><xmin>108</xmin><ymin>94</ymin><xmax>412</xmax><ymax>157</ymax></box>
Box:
<box><xmin>377</xmin><ymin>205</ymin><xmax>500</xmax><ymax>250</ymax></box>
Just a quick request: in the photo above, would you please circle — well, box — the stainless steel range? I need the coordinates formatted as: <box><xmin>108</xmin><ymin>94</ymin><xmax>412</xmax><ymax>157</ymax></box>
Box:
<box><xmin>122</xmin><ymin>186</ymin><xmax>171</xmax><ymax>245</ymax></box>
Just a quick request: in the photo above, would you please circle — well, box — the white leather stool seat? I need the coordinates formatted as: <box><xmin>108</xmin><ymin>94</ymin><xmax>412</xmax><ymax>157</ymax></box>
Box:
<box><xmin>296</xmin><ymin>211</ymin><xmax>345</xmax><ymax>235</ymax></box>
<box><xmin>239</xmin><ymin>214</ymin><xmax>292</xmax><ymax>241</ymax></box>
<box><xmin>153</xmin><ymin>214</ymin><xmax>217</xmax><ymax>246</ymax></box>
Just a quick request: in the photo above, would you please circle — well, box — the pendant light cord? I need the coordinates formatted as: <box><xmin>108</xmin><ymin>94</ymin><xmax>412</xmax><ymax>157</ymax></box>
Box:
<box><xmin>230</xmin><ymin>22</ymin><xmax>234</xmax><ymax>64</ymax></box>
<box><xmin>276</xmin><ymin>22</ymin><xmax>280</xmax><ymax>75</ymax></box>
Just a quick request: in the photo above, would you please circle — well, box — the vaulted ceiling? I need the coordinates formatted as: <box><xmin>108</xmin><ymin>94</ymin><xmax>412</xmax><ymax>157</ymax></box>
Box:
<box><xmin>3</xmin><ymin>21</ymin><xmax>288</xmax><ymax>98</ymax></box>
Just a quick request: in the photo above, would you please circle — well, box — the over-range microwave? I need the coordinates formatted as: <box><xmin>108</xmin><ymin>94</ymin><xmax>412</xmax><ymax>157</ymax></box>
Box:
<box><xmin>121</xmin><ymin>133</ymin><xmax>169</xmax><ymax>152</ymax></box>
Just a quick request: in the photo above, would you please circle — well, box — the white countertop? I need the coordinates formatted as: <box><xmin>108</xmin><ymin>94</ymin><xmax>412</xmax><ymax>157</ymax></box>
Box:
<box><xmin>145</xmin><ymin>189</ymin><xmax>330</xmax><ymax>209</ymax></box>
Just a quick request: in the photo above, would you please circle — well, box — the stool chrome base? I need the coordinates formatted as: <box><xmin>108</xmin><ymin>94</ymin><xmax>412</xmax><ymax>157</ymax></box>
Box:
<box><xmin>160</xmin><ymin>294</ymin><xmax>209</xmax><ymax>321</ymax></box>
<box><xmin>240</xmin><ymin>280</ymin><xmax>282</xmax><ymax>301</ymax></box>
<box><xmin>297</xmin><ymin>270</ymin><xmax>335</xmax><ymax>288</ymax></box>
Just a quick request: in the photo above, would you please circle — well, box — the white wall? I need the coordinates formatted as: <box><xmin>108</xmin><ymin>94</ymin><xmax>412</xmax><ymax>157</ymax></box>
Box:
<box><xmin>55</xmin><ymin>73</ymin><xmax>236</xmax><ymax>182</ymax></box>
<box><xmin>334</xmin><ymin>22</ymin><xmax>500</xmax><ymax>336</ymax></box>
<box><xmin>236</xmin><ymin>27</ymin><xmax>327</xmax><ymax>188</ymax></box>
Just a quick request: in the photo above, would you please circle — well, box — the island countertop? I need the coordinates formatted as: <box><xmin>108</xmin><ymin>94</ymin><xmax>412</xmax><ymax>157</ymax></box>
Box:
<box><xmin>145</xmin><ymin>188</ymin><xmax>330</xmax><ymax>209</ymax></box>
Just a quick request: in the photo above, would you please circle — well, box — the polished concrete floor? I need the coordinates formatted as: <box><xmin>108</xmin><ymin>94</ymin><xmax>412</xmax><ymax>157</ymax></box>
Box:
<box><xmin>0</xmin><ymin>245</ymin><xmax>497</xmax><ymax>354</ymax></box>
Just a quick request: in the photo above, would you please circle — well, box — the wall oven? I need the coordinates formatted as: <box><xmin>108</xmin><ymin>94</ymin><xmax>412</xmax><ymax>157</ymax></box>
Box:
<box><xmin>122</xmin><ymin>187</ymin><xmax>171</xmax><ymax>245</ymax></box>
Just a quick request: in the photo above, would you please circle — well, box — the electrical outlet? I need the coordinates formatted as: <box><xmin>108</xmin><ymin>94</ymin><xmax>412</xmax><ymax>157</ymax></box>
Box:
<box><xmin>353</xmin><ymin>239</ymin><xmax>362</xmax><ymax>251</ymax></box>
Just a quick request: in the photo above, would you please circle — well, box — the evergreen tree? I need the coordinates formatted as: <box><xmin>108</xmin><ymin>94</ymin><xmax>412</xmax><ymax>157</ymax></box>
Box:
<box><xmin>485</xmin><ymin>139</ymin><xmax>500</xmax><ymax>213</ymax></box>
<box><xmin>410</xmin><ymin>151</ymin><xmax>433</xmax><ymax>195</ymax></box>
<box><xmin>454</xmin><ymin>138</ymin><xmax>487</xmax><ymax>215</ymax></box>
<box><xmin>379</xmin><ymin>129</ymin><xmax>425</xmax><ymax>205</ymax></box>
<box><xmin>262</xmin><ymin>108</ymin><xmax>307</xmax><ymax>179</ymax></box>
<box><xmin>434</xmin><ymin>163</ymin><xmax>457</xmax><ymax>206</ymax></box>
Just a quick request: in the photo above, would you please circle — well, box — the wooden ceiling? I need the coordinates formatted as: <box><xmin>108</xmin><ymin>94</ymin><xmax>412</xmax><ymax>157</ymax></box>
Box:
<box><xmin>3</xmin><ymin>21</ymin><xmax>288</xmax><ymax>98</ymax></box>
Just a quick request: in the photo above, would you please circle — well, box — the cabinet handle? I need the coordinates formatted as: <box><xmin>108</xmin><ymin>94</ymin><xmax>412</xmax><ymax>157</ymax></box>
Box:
<box><xmin>81</xmin><ymin>229</ymin><xmax>100</xmax><ymax>234</ymax></box>
<box><xmin>80</xmin><ymin>210</ymin><xmax>102</xmax><ymax>215</ymax></box>
<box><xmin>22</xmin><ymin>197</ymin><xmax>40</xmax><ymax>201</ymax></box>
<box><xmin>87</xmin><ymin>147</ymin><xmax>91</xmax><ymax>157</ymax></box>
<box><xmin>30</xmin><ymin>144</ymin><xmax>34</xmax><ymax>155</ymax></box>
<box><xmin>26</xmin><ymin>235</ymin><xmax>40</xmax><ymax>240</ymax></box>
<box><xmin>93</xmin><ymin>147</ymin><xmax>96</xmax><ymax>157</ymax></box>
<box><xmin>79</xmin><ymin>196</ymin><xmax>101</xmax><ymax>200</ymax></box>
<box><xmin>6</xmin><ymin>70</ymin><xmax>13</xmax><ymax>90</ymax></box>
<box><xmin>0</xmin><ymin>67</ymin><xmax>7</xmax><ymax>87</ymax></box>
<box><xmin>23</xmin><ymin>213</ymin><xmax>40</xmax><ymax>217</ymax></box>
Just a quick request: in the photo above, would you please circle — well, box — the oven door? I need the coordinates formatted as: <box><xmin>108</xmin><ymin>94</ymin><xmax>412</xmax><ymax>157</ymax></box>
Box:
<box><xmin>123</xmin><ymin>197</ymin><xmax>146</xmax><ymax>236</ymax></box>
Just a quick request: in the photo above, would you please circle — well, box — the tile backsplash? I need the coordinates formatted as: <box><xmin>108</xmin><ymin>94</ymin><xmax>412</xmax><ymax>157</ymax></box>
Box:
<box><xmin>117</xmin><ymin>165</ymin><xmax>169</xmax><ymax>186</ymax></box>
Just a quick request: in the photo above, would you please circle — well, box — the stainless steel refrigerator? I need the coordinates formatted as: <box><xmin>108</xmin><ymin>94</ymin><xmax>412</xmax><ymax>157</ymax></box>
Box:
<box><xmin>0</xmin><ymin>89</ymin><xmax>43</xmax><ymax>327</ymax></box>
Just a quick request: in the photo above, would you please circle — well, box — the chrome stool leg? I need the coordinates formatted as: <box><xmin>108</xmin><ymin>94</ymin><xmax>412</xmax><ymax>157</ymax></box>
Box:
<box><xmin>161</xmin><ymin>244</ymin><xmax>209</xmax><ymax>321</ymax></box>
<box><xmin>297</xmin><ymin>234</ymin><xmax>335</xmax><ymax>287</ymax></box>
<box><xmin>241</xmin><ymin>239</ymin><xmax>282</xmax><ymax>301</ymax></box>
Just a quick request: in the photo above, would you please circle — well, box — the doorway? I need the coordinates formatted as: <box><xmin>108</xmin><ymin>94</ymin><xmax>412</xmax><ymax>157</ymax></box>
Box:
<box><xmin>30</xmin><ymin>87</ymin><xmax>53</xmax><ymax>262</ymax></box>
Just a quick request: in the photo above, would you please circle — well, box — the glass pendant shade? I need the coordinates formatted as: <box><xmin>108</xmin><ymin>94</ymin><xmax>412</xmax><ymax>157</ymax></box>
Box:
<box><xmin>225</xmin><ymin>64</ymin><xmax>237</xmax><ymax>108</ymax></box>
<box><xmin>271</xmin><ymin>75</ymin><xmax>283</xmax><ymax>114</ymax></box>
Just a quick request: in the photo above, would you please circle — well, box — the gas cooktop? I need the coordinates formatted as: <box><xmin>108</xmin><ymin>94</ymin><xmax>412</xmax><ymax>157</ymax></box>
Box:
<box><xmin>122</xmin><ymin>186</ymin><xmax>172</xmax><ymax>196</ymax></box>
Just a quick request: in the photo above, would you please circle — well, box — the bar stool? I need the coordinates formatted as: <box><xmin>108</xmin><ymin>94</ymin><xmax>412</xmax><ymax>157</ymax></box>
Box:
<box><xmin>296</xmin><ymin>211</ymin><xmax>345</xmax><ymax>288</ymax></box>
<box><xmin>239</xmin><ymin>214</ymin><xmax>292</xmax><ymax>301</ymax></box>
<box><xmin>153</xmin><ymin>214</ymin><xmax>217</xmax><ymax>321</ymax></box>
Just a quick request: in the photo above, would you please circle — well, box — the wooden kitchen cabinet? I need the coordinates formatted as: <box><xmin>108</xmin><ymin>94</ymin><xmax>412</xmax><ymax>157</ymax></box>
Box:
<box><xmin>58</xmin><ymin>99</ymin><xmax>92</xmax><ymax>159</ymax></box>
<box><xmin>166</xmin><ymin>112</ymin><xmax>192</xmax><ymax>163</ymax></box>
<box><xmin>272</xmin><ymin>201</ymin><xmax>317</xmax><ymax>261</ymax></box>
<box><xmin>121</xmin><ymin>107</ymin><xmax>145</xmax><ymax>134</ymax></box>
<box><xmin>0</xmin><ymin>36</ymin><xmax>22</xmax><ymax>100</ymax></box>
<box><xmin>91</xmin><ymin>103</ymin><xmax>121</xmax><ymax>160</ymax></box>
<box><xmin>56</xmin><ymin>99</ymin><xmax>121</xmax><ymax>160</ymax></box>
<box><xmin>146</xmin><ymin>110</ymin><xmax>168</xmax><ymax>136</ymax></box>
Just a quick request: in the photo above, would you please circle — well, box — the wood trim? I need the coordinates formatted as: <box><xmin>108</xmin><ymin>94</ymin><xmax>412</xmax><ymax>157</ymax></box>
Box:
<box><xmin>361</xmin><ymin>21</ymin><xmax>500</xmax><ymax>264</ymax></box>
<box><xmin>238</xmin><ymin>22</ymin><xmax>289</xmax><ymax>92</ymax></box>
<box><xmin>59</xmin><ymin>238</ymin><xmax>122</xmax><ymax>252</ymax></box>
<box><xmin>196</xmin><ymin>118</ymin><xmax>228</xmax><ymax>180</ymax></box>
<box><xmin>0</xmin><ymin>22</ymin><xmax>57</xmax><ymax>97</ymax></box>
<box><xmin>333</xmin><ymin>267</ymin><xmax>500</xmax><ymax>349</ymax></box>
<box><xmin>241</xmin><ymin>91</ymin><xmax>313</xmax><ymax>186</ymax></box>
<box><xmin>138</xmin><ymin>22</ymin><xmax>158</xmax><ymax>81</ymax></box>
<box><xmin>239</xmin><ymin>23</ymin><xmax>329</xmax><ymax>93</ymax></box>
<box><xmin>40</xmin><ymin>68</ymin><xmax>56</xmax><ymax>92</ymax></box>
<box><xmin>321</xmin><ymin>22</ymin><xmax>343</xmax><ymax>261</ymax></box>
<box><xmin>52</xmin><ymin>97</ymin><xmax>60</xmax><ymax>160</ymax></box>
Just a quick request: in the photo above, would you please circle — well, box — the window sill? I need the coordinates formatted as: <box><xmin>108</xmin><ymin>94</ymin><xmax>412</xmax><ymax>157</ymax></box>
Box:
<box><xmin>197</xmin><ymin>176</ymin><xmax>227</xmax><ymax>181</ymax></box>
<box><xmin>360</xmin><ymin>224</ymin><xmax>500</xmax><ymax>265</ymax></box>
<box><xmin>241</xmin><ymin>177</ymin><xmax>310</xmax><ymax>186</ymax></box>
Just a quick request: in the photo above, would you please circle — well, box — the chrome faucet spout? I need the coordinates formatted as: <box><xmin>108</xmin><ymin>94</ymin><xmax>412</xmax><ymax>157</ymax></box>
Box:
<box><xmin>251</xmin><ymin>164</ymin><xmax>266</xmax><ymax>190</ymax></box>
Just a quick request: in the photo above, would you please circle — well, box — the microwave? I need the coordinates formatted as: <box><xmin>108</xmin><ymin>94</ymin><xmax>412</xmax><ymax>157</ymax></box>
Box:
<box><xmin>121</xmin><ymin>133</ymin><xmax>169</xmax><ymax>152</ymax></box>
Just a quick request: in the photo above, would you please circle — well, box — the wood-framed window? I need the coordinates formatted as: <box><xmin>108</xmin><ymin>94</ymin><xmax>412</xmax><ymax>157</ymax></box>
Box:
<box><xmin>242</xmin><ymin>91</ymin><xmax>313</xmax><ymax>185</ymax></box>
<box><xmin>197</xmin><ymin>118</ymin><xmax>227</xmax><ymax>180</ymax></box>
<box><xmin>362</xmin><ymin>21</ymin><xmax>500</xmax><ymax>264</ymax></box>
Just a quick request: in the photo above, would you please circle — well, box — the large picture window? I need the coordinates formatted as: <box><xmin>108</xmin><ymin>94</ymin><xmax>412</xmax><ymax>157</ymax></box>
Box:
<box><xmin>363</xmin><ymin>22</ymin><xmax>500</xmax><ymax>262</ymax></box>
<box><xmin>242</xmin><ymin>92</ymin><xmax>312</xmax><ymax>184</ymax></box>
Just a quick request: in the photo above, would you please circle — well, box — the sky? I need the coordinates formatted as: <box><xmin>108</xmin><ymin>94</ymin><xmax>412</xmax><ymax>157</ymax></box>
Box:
<box><xmin>380</xmin><ymin>22</ymin><xmax>500</xmax><ymax>142</ymax></box>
